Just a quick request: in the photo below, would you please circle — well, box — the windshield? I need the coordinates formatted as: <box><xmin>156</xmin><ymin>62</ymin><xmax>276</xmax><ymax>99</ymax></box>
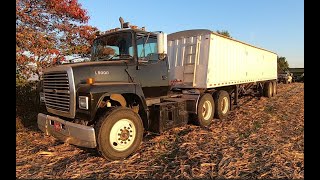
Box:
<box><xmin>91</xmin><ymin>32</ymin><xmax>133</xmax><ymax>61</ymax></box>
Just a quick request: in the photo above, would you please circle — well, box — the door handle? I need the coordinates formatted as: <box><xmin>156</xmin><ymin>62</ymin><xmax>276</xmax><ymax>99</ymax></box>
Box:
<box><xmin>162</xmin><ymin>75</ymin><xmax>167</xmax><ymax>80</ymax></box>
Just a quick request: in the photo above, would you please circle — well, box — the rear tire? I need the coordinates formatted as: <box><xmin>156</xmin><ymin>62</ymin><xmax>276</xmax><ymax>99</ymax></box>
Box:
<box><xmin>194</xmin><ymin>93</ymin><xmax>214</xmax><ymax>127</ymax></box>
<box><xmin>263</xmin><ymin>81</ymin><xmax>273</xmax><ymax>98</ymax></box>
<box><xmin>214</xmin><ymin>90</ymin><xmax>230</xmax><ymax>119</ymax></box>
<box><xmin>95</xmin><ymin>107</ymin><xmax>144</xmax><ymax>160</ymax></box>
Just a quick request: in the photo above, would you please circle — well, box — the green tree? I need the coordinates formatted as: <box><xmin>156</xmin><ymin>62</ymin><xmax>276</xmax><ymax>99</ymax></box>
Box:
<box><xmin>277</xmin><ymin>56</ymin><xmax>289</xmax><ymax>73</ymax></box>
<box><xmin>216</xmin><ymin>30</ymin><xmax>231</xmax><ymax>38</ymax></box>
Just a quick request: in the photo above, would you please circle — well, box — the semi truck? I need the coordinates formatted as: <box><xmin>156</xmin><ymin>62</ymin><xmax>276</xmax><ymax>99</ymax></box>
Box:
<box><xmin>37</xmin><ymin>18</ymin><xmax>278</xmax><ymax>160</ymax></box>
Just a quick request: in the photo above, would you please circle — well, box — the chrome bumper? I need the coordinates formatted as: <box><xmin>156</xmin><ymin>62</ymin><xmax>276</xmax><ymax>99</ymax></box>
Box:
<box><xmin>37</xmin><ymin>113</ymin><xmax>97</xmax><ymax>148</ymax></box>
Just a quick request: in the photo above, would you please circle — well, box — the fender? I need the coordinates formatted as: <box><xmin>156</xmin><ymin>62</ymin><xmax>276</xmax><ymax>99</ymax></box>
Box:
<box><xmin>76</xmin><ymin>82</ymin><xmax>148</xmax><ymax>123</ymax></box>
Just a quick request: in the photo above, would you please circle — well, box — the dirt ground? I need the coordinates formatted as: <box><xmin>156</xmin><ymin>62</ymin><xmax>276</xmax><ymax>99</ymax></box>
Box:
<box><xmin>16</xmin><ymin>83</ymin><xmax>304</xmax><ymax>179</ymax></box>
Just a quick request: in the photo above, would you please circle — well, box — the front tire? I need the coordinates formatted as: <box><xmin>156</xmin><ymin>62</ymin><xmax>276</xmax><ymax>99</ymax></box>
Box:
<box><xmin>194</xmin><ymin>93</ymin><xmax>214</xmax><ymax>127</ymax></box>
<box><xmin>95</xmin><ymin>107</ymin><xmax>144</xmax><ymax>160</ymax></box>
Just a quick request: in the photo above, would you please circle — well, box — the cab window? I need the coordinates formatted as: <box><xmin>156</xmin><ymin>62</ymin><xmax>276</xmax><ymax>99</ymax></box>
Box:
<box><xmin>136</xmin><ymin>34</ymin><xmax>158</xmax><ymax>61</ymax></box>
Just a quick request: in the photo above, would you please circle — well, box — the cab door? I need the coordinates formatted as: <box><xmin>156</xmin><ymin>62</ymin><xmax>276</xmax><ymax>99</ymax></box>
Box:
<box><xmin>135</xmin><ymin>35</ymin><xmax>169</xmax><ymax>98</ymax></box>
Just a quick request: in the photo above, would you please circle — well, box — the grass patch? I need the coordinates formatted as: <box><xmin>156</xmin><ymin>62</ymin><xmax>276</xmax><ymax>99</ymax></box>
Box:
<box><xmin>264</xmin><ymin>105</ymin><xmax>274</xmax><ymax>113</ymax></box>
<box><xmin>253</xmin><ymin>121</ymin><xmax>262</xmax><ymax>131</ymax></box>
<box><xmin>239</xmin><ymin>130</ymin><xmax>252</xmax><ymax>139</ymax></box>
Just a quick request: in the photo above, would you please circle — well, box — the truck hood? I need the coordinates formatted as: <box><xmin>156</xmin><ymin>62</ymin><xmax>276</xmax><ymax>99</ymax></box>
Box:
<box><xmin>44</xmin><ymin>60</ymin><xmax>136</xmax><ymax>88</ymax></box>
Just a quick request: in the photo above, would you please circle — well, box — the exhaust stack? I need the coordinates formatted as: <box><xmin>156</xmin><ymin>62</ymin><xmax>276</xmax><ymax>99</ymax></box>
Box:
<box><xmin>119</xmin><ymin>17</ymin><xmax>129</xmax><ymax>29</ymax></box>
<box><xmin>119</xmin><ymin>17</ymin><xmax>124</xmax><ymax>29</ymax></box>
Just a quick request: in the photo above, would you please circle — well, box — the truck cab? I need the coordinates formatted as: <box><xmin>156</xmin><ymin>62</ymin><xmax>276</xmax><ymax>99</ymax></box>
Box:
<box><xmin>37</xmin><ymin>24</ymin><xmax>184</xmax><ymax>160</ymax></box>
<box><xmin>91</xmin><ymin>28</ymin><xmax>170</xmax><ymax>97</ymax></box>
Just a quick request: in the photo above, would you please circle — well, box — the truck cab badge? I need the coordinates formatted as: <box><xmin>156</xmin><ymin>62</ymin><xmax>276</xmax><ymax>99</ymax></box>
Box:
<box><xmin>95</xmin><ymin>70</ymin><xmax>110</xmax><ymax>75</ymax></box>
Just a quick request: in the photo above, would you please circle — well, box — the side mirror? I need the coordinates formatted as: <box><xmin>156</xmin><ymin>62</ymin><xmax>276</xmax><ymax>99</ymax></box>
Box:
<box><xmin>157</xmin><ymin>32</ymin><xmax>167</xmax><ymax>60</ymax></box>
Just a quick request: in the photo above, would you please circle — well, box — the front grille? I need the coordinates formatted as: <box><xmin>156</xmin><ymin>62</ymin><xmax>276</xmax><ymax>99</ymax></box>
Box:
<box><xmin>43</xmin><ymin>71</ymin><xmax>70</xmax><ymax>112</ymax></box>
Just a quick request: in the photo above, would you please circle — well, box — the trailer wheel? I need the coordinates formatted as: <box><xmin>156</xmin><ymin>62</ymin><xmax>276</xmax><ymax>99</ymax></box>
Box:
<box><xmin>272</xmin><ymin>81</ymin><xmax>277</xmax><ymax>96</ymax></box>
<box><xmin>95</xmin><ymin>107</ymin><xmax>143</xmax><ymax>160</ymax></box>
<box><xmin>263</xmin><ymin>81</ymin><xmax>273</xmax><ymax>98</ymax></box>
<box><xmin>214</xmin><ymin>90</ymin><xmax>230</xmax><ymax>119</ymax></box>
<box><xmin>194</xmin><ymin>93</ymin><xmax>214</xmax><ymax>127</ymax></box>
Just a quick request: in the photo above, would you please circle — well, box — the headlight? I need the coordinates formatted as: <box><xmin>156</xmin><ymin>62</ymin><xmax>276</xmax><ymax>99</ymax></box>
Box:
<box><xmin>79</xmin><ymin>96</ymin><xmax>89</xmax><ymax>110</ymax></box>
<box><xmin>40</xmin><ymin>92</ymin><xmax>45</xmax><ymax>102</ymax></box>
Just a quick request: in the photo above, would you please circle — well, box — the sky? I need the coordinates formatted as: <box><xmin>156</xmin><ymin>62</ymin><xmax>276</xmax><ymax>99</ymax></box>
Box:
<box><xmin>79</xmin><ymin>0</ymin><xmax>304</xmax><ymax>68</ymax></box>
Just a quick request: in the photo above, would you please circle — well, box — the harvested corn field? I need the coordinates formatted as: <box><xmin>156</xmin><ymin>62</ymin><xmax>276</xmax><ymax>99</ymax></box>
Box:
<box><xmin>16</xmin><ymin>83</ymin><xmax>304</xmax><ymax>179</ymax></box>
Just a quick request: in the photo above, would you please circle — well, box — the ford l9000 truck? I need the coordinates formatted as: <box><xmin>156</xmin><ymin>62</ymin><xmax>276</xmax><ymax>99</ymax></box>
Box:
<box><xmin>37</xmin><ymin>18</ymin><xmax>277</xmax><ymax>160</ymax></box>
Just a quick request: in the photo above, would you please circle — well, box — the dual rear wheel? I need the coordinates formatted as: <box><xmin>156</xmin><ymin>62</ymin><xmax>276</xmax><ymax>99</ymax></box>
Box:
<box><xmin>194</xmin><ymin>91</ymin><xmax>230</xmax><ymax>127</ymax></box>
<box><xmin>263</xmin><ymin>81</ymin><xmax>277</xmax><ymax>97</ymax></box>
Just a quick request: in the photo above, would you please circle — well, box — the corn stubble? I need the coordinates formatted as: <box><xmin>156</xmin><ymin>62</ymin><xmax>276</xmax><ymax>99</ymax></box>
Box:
<box><xmin>16</xmin><ymin>83</ymin><xmax>304</xmax><ymax>179</ymax></box>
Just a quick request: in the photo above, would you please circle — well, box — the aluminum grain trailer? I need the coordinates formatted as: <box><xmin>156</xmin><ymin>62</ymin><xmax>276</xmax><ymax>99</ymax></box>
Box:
<box><xmin>167</xmin><ymin>29</ymin><xmax>277</xmax><ymax>120</ymax></box>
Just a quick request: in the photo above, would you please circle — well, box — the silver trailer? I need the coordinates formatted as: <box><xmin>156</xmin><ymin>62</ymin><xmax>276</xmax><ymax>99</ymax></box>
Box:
<box><xmin>167</xmin><ymin>29</ymin><xmax>277</xmax><ymax>88</ymax></box>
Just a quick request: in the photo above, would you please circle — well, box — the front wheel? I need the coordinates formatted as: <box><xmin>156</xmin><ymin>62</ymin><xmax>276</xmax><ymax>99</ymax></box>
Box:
<box><xmin>194</xmin><ymin>93</ymin><xmax>214</xmax><ymax>127</ymax></box>
<box><xmin>95</xmin><ymin>107</ymin><xmax>144</xmax><ymax>160</ymax></box>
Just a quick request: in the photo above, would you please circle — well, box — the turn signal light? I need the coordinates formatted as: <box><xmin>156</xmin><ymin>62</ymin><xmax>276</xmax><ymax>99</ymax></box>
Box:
<box><xmin>86</xmin><ymin>78</ymin><xmax>95</xmax><ymax>85</ymax></box>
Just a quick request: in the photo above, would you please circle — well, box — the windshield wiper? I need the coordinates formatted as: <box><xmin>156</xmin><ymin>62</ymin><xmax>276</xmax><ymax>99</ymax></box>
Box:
<box><xmin>97</xmin><ymin>55</ymin><xmax>113</xmax><ymax>61</ymax></box>
<box><xmin>110</xmin><ymin>54</ymin><xmax>132</xmax><ymax>60</ymax></box>
<box><xmin>96</xmin><ymin>54</ymin><xmax>133</xmax><ymax>61</ymax></box>
<box><xmin>96</xmin><ymin>54</ymin><xmax>118</xmax><ymax>61</ymax></box>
